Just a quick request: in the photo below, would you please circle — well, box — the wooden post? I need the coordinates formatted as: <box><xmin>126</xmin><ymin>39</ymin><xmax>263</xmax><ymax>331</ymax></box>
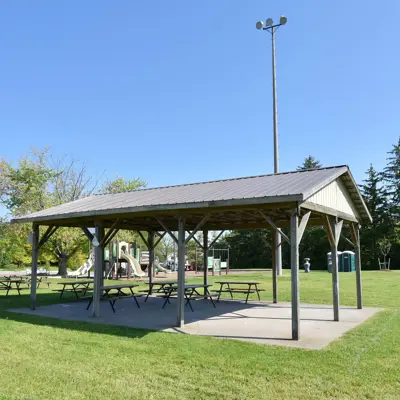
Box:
<box><xmin>331</xmin><ymin>228</ymin><xmax>340</xmax><ymax>322</ymax></box>
<box><xmin>93</xmin><ymin>221</ymin><xmax>104</xmax><ymax>317</ymax></box>
<box><xmin>148</xmin><ymin>231</ymin><xmax>155</xmax><ymax>287</ymax></box>
<box><xmin>272</xmin><ymin>234</ymin><xmax>277</xmax><ymax>303</ymax></box>
<box><xmin>177</xmin><ymin>217</ymin><xmax>186</xmax><ymax>327</ymax></box>
<box><xmin>203</xmin><ymin>229</ymin><xmax>208</xmax><ymax>297</ymax></box>
<box><xmin>353</xmin><ymin>224</ymin><xmax>363</xmax><ymax>309</ymax></box>
<box><xmin>290</xmin><ymin>213</ymin><xmax>300</xmax><ymax>340</ymax></box>
<box><xmin>30</xmin><ymin>224</ymin><xmax>39</xmax><ymax>310</ymax></box>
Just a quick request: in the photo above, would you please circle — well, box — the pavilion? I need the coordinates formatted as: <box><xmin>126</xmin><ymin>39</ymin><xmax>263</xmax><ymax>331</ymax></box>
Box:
<box><xmin>12</xmin><ymin>165</ymin><xmax>371</xmax><ymax>340</ymax></box>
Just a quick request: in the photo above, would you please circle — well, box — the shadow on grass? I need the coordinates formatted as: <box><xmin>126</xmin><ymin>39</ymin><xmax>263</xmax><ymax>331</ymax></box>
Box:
<box><xmin>0</xmin><ymin>292</ymin><xmax>151</xmax><ymax>340</ymax></box>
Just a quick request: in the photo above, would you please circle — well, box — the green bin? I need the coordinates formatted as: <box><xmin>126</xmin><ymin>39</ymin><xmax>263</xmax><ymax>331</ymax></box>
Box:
<box><xmin>341</xmin><ymin>251</ymin><xmax>355</xmax><ymax>272</ymax></box>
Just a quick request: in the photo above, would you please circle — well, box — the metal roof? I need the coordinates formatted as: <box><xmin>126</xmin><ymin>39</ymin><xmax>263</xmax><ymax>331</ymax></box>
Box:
<box><xmin>12</xmin><ymin>165</ymin><xmax>371</xmax><ymax>226</ymax></box>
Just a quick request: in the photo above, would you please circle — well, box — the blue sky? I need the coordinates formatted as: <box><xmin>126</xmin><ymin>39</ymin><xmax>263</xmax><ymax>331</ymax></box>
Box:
<box><xmin>0</xmin><ymin>0</ymin><xmax>399</xmax><ymax>188</ymax></box>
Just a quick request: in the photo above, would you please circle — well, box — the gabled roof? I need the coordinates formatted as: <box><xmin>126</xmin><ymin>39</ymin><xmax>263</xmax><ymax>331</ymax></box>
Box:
<box><xmin>12</xmin><ymin>165</ymin><xmax>371</xmax><ymax>227</ymax></box>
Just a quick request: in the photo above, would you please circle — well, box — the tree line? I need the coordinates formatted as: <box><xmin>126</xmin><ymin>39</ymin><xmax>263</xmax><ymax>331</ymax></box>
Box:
<box><xmin>1</xmin><ymin>141</ymin><xmax>400</xmax><ymax>273</ymax></box>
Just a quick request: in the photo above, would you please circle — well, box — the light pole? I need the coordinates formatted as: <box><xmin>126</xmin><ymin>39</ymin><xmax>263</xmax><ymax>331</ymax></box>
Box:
<box><xmin>256</xmin><ymin>16</ymin><xmax>287</xmax><ymax>276</ymax></box>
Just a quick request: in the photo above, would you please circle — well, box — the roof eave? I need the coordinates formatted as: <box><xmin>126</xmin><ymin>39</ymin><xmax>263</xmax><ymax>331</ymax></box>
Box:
<box><xmin>11</xmin><ymin>194</ymin><xmax>304</xmax><ymax>225</ymax></box>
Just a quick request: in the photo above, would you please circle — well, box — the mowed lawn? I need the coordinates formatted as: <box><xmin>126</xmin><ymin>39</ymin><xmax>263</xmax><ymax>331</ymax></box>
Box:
<box><xmin>0</xmin><ymin>270</ymin><xmax>399</xmax><ymax>400</ymax></box>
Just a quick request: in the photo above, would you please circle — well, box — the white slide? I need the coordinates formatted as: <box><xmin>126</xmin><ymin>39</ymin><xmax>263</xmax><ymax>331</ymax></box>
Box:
<box><xmin>68</xmin><ymin>253</ymin><xmax>94</xmax><ymax>277</ymax></box>
<box><xmin>155</xmin><ymin>262</ymin><xmax>170</xmax><ymax>273</ymax></box>
<box><xmin>120</xmin><ymin>252</ymin><xmax>146</xmax><ymax>277</ymax></box>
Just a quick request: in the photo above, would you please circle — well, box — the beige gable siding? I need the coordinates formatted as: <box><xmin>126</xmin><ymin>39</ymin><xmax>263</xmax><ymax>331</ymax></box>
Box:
<box><xmin>306</xmin><ymin>179</ymin><xmax>360</xmax><ymax>218</ymax></box>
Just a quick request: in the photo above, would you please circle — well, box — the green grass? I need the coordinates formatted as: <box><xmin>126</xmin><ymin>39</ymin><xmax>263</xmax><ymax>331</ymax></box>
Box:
<box><xmin>0</xmin><ymin>271</ymin><xmax>399</xmax><ymax>399</ymax></box>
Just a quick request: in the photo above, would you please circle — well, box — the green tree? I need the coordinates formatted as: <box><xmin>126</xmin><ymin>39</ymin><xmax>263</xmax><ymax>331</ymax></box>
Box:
<box><xmin>99</xmin><ymin>176</ymin><xmax>146</xmax><ymax>194</ymax></box>
<box><xmin>360</xmin><ymin>165</ymin><xmax>391</xmax><ymax>268</ymax></box>
<box><xmin>297</xmin><ymin>155</ymin><xmax>322</xmax><ymax>170</ymax></box>
<box><xmin>0</xmin><ymin>150</ymin><xmax>147</xmax><ymax>275</ymax></box>
<box><xmin>221</xmin><ymin>229</ymin><xmax>272</xmax><ymax>269</ymax></box>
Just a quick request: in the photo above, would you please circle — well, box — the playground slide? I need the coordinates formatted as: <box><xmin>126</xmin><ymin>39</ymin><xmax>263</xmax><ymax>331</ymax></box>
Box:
<box><xmin>155</xmin><ymin>262</ymin><xmax>170</xmax><ymax>273</ymax></box>
<box><xmin>120</xmin><ymin>252</ymin><xmax>146</xmax><ymax>277</ymax></box>
<box><xmin>68</xmin><ymin>255</ymin><xmax>94</xmax><ymax>277</ymax></box>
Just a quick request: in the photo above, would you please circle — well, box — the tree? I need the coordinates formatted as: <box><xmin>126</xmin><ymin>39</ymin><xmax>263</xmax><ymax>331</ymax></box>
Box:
<box><xmin>221</xmin><ymin>229</ymin><xmax>272</xmax><ymax>269</ymax></box>
<box><xmin>0</xmin><ymin>149</ymin><xmax>147</xmax><ymax>276</ymax></box>
<box><xmin>377</xmin><ymin>236</ymin><xmax>391</xmax><ymax>268</ymax></box>
<box><xmin>297</xmin><ymin>156</ymin><xmax>322</xmax><ymax>170</ymax></box>
<box><xmin>359</xmin><ymin>165</ymin><xmax>391</xmax><ymax>268</ymax></box>
<box><xmin>99</xmin><ymin>175</ymin><xmax>147</xmax><ymax>194</ymax></box>
<box><xmin>383</xmin><ymin>138</ymin><xmax>400</xmax><ymax>217</ymax></box>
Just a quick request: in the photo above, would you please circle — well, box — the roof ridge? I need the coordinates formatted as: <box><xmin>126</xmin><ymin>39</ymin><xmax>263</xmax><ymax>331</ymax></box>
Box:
<box><xmin>94</xmin><ymin>165</ymin><xmax>348</xmax><ymax>197</ymax></box>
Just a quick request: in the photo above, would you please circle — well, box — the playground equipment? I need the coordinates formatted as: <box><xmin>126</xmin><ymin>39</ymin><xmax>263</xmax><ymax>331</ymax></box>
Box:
<box><xmin>106</xmin><ymin>241</ymin><xmax>145</xmax><ymax>279</ymax></box>
<box><xmin>68</xmin><ymin>249</ymin><xmax>95</xmax><ymax>277</ymax></box>
<box><xmin>207</xmin><ymin>248</ymin><xmax>230</xmax><ymax>275</ymax></box>
<box><xmin>141</xmin><ymin>251</ymin><xmax>169</xmax><ymax>273</ymax></box>
<box><xmin>378</xmin><ymin>258</ymin><xmax>391</xmax><ymax>270</ymax></box>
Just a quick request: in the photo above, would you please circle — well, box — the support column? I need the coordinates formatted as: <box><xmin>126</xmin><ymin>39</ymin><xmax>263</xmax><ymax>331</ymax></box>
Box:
<box><xmin>30</xmin><ymin>224</ymin><xmax>39</xmax><ymax>310</ymax></box>
<box><xmin>93</xmin><ymin>221</ymin><xmax>104</xmax><ymax>317</ymax></box>
<box><xmin>331</xmin><ymin>227</ymin><xmax>340</xmax><ymax>321</ymax></box>
<box><xmin>148</xmin><ymin>231</ymin><xmax>155</xmax><ymax>286</ymax></box>
<box><xmin>290</xmin><ymin>213</ymin><xmax>300</xmax><ymax>340</ymax></box>
<box><xmin>203</xmin><ymin>229</ymin><xmax>208</xmax><ymax>297</ymax></box>
<box><xmin>177</xmin><ymin>217</ymin><xmax>186</xmax><ymax>327</ymax></box>
<box><xmin>271</xmin><ymin>234</ymin><xmax>277</xmax><ymax>303</ymax></box>
<box><xmin>354</xmin><ymin>225</ymin><xmax>362</xmax><ymax>309</ymax></box>
<box><xmin>275</xmin><ymin>231</ymin><xmax>282</xmax><ymax>276</ymax></box>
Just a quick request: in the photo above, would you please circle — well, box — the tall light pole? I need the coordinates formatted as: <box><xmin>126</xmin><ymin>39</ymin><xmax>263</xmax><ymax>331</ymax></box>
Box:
<box><xmin>256</xmin><ymin>16</ymin><xmax>287</xmax><ymax>276</ymax></box>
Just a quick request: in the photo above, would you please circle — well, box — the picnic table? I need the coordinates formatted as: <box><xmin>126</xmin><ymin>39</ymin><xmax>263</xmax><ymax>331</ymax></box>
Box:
<box><xmin>85</xmin><ymin>283</ymin><xmax>140</xmax><ymax>313</ymax></box>
<box><xmin>161</xmin><ymin>284</ymin><xmax>216</xmax><ymax>312</ymax></box>
<box><xmin>55</xmin><ymin>280</ymin><xmax>93</xmax><ymax>299</ymax></box>
<box><xmin>214</xmin><ymin>281</ymin><xmax>264</xmax><ymax>303</ymax></box>
<box><xmin>0</xmin><ymin>278</ymin><xmax>24</xmax><ymax>296</ymax></box>
<box><xmin>20</xmin><ymin>276</ymin><xmax>51</xmax><ymax>289</ymax></box>
<box><xmin>140</xmin><ymin>280</ymin><xmax>178</xmax><ymax>302</ymax></box>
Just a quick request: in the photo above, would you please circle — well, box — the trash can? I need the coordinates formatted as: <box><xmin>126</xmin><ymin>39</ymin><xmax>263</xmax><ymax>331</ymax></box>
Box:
<box><xmin>327</xmin><ymin>251</ymin><xmax>343</xmax><ymax>273</ymax></box>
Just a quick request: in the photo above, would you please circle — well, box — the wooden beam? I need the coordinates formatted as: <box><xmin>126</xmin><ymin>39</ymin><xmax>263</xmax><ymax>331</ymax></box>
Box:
<box><xmin>136</xmin><ymin>231</ymin><xmax>150</xmax><ymax>248</ymax></box>
<box><xmin>351</xmin><ymin>222</ymin><xmax>362</xmax><ymax>309</ymax></box>
<box><xmin>208</xmin><ymin>231</ymin><xmax>225</xmax><ymax>249</ymax></box>
<box><xmin>297</xmin><ymin>211</ymin><xmax>311</xmax><ymax>243</ymax></box>
<box><xmin>30</xmin><ymin>224</ymin><xmax>39</xmax><ymax>310</ymax></box>
<box><xmin>290</xmin><ymin>213</ymin><xmax>300</xmax><ymax>340</ymax></box>
<box><xmin>155</xmin><ymin>217</ymin><xmax>178</xmax><ymax>245</ymax></box>
<box><xmin>153</xmin><ymin>231</ymin><xmax>166</xmax><ymax>249</ymax></box>
<box><xmin>331</xmin><ymin>221</ymin><xmax>341</xmax><ymax>322</ymax></box>
<box><xmin>185</xmin><ymin>215</ymin><xmax>210</xmax><ymax>244</ymax></box>
<box><xmin>100</xmin><ymin>219</ymin><xmax>120</xmax><ymax>246</ymax></box>
<box><xmin>37</xmin><ymin>225</ymin><xmax>58</xmax><ymax>249</ymax></box>
<box><xmin>92</xmin><ymin>221</ymin><xmax>104</xmax><ymax>317</ymax></box>
<box><xmin>323</xmin><ymin>215</ymin><xmax>335</xmax><ymax>248</ymax></box>
<box><xmin>104</xmin><ymin>228</ymin><xmax>119</xmax><ymax>247</ymax></box>
<box><xmin>82</xmin><ymin>227</ymin><xmax>94</xmax><ymax>242</ymax></box>
<box><xmin>335</xmin><ymin>220</ymin><xmax>343</xmax><ymax>246</ymax></box>
<box><xmin>203</xmin><ymin>229</ymin><xmax>208</xmax><ymax>297</ymax></box>
<box><xmin>341</xmin><ymin>233</ymin><xmax>355</xmax><ymax>248</ymax></box>
<box><xmin>177</xmin><ymin>217</ymin><xmax>186</xmax><ymax>327</ymax></box>
<box><xmin>148</xmin><ymin>232</ymin><xmax>155</xmax><ymax>285</ymax></box>
<box><xmin>301</xmin><ymin>201</ymin><xmax>358</xmax><ymax>223</ymax></box>
<box><xmin>187</xmin><ymin>231</ymin><xmax>203</xmax><ymax>249</ymax></box>
<box><xmin>259</xmin><ymin>211</ymin><xmax>291</xmax><ymax>244</ymax></box>
<box><xmin>272</xmin><ymin>234</ymin><xmax>277</xmax><ymax>304</ymax></box>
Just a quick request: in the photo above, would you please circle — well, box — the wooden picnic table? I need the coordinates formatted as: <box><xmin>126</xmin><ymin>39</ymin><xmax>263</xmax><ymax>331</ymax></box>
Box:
<box><xmin>86</xmin><ymin>283</ymin><xmax>141</xmax><ymax>313</ymax></box>
<box><xmin>0</xmin><ymin>279</ymin><xmax>24</xmax><ymax>296</ymax></box>
<box><xmin>55</xmin><ymin>280</ymin><xmax>93</xmax><ymax>299</ymax></box>
<box><xmin>162</xmin><ymin>284</ymin><xmax>216</xmax><ymax>312</ymax></box>
<box><xmin>141</xmin><ymin>280</ymin><xmax>178</xmax><ymax>302</ymax></box>
<box><xmin>19</xmin><ymin>275</ymin><xmax>51</xmax><ymax>289</ymax></box>
<box><xmin>214</xmin><ymin>281</ymin><xmax>264</xmax><ymax>303</ymax></box>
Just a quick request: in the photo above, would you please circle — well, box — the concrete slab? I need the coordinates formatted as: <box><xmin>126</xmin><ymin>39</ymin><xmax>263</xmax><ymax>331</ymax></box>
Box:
<box><xmin>8</xmin><ymin>299</ymin><xmax>381</xmax><ymax>350</ymax></box>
